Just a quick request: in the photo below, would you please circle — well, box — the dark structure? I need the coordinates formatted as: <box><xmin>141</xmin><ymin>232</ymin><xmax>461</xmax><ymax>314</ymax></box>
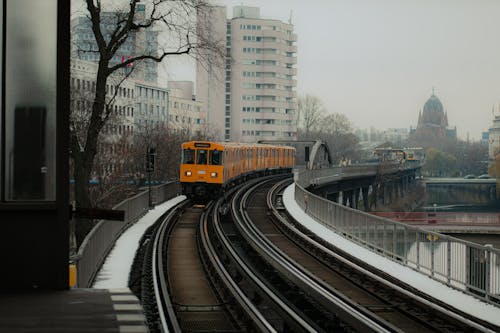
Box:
<box><xmin>0</xmin><ymin>0</ymin><xmax>70</xmax><ymax>289</ymax></box>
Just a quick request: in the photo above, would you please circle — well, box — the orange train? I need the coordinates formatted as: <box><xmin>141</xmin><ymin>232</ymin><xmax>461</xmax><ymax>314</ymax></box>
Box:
<box><xmin>180</xmin><ymin>141</ymin><xmax>295</xmax><ymax>198</ymax></box>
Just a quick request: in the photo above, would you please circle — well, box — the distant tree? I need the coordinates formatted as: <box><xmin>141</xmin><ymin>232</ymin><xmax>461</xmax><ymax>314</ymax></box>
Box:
<box><xmin>70</xmin><ymin>0</ymin><xmax>225</xmax><ymax>211</ymax></box>
<box><xmin>297</xmin><ymin>94</ymin><xmax>325</xmax><ymax>138</ymax></box>
<box><xmin>423</xmin><ymin>148</ymin><xmax>457</xmax><ymax>177</ymax></box>
<box><xmin>300</xmin><ymin>111</ymin><xmax>361</xmax><ymax>164</ymax></box>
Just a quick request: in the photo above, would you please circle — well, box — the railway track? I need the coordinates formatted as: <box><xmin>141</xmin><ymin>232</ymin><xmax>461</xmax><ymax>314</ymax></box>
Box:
<box><xmin>263</xmin><ymin>178</ymin><xmax>499</xmax><ymax>332</ymax></box>
<box><xmin>141</xmin><ymin>175</ymin><xmax>498</xmax><ymax>332</ymax></box>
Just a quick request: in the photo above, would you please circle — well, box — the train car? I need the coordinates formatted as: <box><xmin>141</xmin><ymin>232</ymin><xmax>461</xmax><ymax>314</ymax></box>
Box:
<box><xmin>404</xmin><ymin>147</ymin><xmax>425</xmax><ymax>163</ymax></box>
<box><xmin>180</xmin><ymin>141</ymin><xmax>295</xmax><ymax>199</ymax></box>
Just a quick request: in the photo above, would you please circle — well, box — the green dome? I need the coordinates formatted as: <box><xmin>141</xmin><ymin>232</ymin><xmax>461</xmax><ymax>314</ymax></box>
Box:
<box><xmin>423</xmin><ymin>94</ymin><xmax>444</xmax><ymax>114</ymax></box>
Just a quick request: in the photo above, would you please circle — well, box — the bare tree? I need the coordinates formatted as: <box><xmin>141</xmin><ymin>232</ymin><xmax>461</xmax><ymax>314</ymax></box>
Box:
<box><xmin>70</xmin><ymin>0</ymin><xmax>225</xmax><ymax>210</ymax></box>
<box><xmin>297</xmin><ymin>94</ymin><xmax>325</xmax><ymax>138</ymax></box>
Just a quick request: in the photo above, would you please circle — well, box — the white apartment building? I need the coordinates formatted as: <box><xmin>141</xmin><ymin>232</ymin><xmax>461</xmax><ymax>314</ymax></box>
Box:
<box><xmin>168</xmin><ymin>81</ymin><xmax>207</xmax><ymax>137</ymax></box>
<box><xmin>71</xmin><ymin>59</ymin><xmax>136</xmax><ymax>176</ymax></box>
<box><xmin>134</xmin><ymin>82</ymin><xmax>169</xmax><ymax>132</ymax></box>
<box><xmin>197</xmin><ymin>6</ymin><xmax>298</xmax><ymax>142</ymax></box>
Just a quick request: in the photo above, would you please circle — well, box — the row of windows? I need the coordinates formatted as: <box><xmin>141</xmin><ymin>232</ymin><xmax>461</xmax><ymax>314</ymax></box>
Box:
<box><xmin>242</xmin><ymin>118</ymin><xmax>296</xmax><ymax>126</ymax></box>
<box><xmin>242</xmin><ymin>71</ymin><xmax>293</xmax><ymax>80</ymax></box>
<box><xmin>242</xmin><ymin>95</ymin><xmax>297</xmax><ymax>103</ymax></box>
<box><xmin>242</xmin><ymin>130</ymin><xmax>297</xmax><ymax>137</ymax></box>
<box><xmin>240</xmin><ymin>24</ymin><xmax>261</xmax><ymax>30</ymax></box>
<box><xmin>242</xmin><ymin>107</ymin><xmax>296</xmax><ymax>114</ymax></box>
<box><xmin>72</xmin><ymin>99</ymin><xmax>135</xmax><ymax>118</ymax></box>
<box><xmin>241</xmin><ymin>59</ymin><xmax>295</xmax><ymax>69</ymax></box>
<box><xmin>242</xmin><ymin>47</ymin><xmax>295</xmax><ymax>57</ymax></box>
<box><xmin>137</xmin><ymin>103</ymin><xmax>166</xmax><ymax>117</ymax></box>
<box><xmin>242</xmin><ymin>35</ymin><xmax>295</xmax><ymax>46</ymax></box>
<box><xmin>239</xmin><ymin>24</ymin><xmax>293</xmax><ymax>35</ymax></box>
<box><xmin>241</xmin><ymin>83</ymin><xmax>295</xmax><ymax>91</ymax></box>
<box><xmin>102</xmin><ymin>124</ymin><xmax>134</xmax><ymax>136</ymax></box>
<box><xmin>138</xmin><ymin>86</ymin><xmax>166</xmax><ymax>100</ymax></box>
<box><xmin>168</xmin><ymin>114</ymin><xmax>203</xmax><ymax>125</ymax></box>
<box><xmin>169</xmin><ymin>101</ymin><xmax>201</xmax><ymax>112</ymax></box>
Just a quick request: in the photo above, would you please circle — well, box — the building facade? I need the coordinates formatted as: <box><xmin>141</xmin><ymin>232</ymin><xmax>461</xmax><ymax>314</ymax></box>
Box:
<box><xmin>134</xmin><ymin>81</ymin><xmax>169</xmax><ymax>132</ymax></box>
<box><xmin>71</xmin><ymin>3</ymin><xmax>159</xmax><ymax>83</ymax></box>
<box><xmin>197</xmin><ymin>6</ymin><xmax>298</xmax><ymax>142</ymax></box>
<box><xmin>168</xmin><ymin>81</ymin><xmax>207</xmax><ymax>137</ymax></box>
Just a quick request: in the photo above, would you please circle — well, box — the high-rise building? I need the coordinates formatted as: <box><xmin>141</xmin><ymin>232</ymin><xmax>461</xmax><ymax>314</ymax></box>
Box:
<box><xmin>71</xmin><ymin>3</ymin><xmax>159</xmax><ymax>83</ymax></box>
<box><xmin>197</xmin><ymin>6</ymin><xmax>298</xmax><ymax>142</ymax></box>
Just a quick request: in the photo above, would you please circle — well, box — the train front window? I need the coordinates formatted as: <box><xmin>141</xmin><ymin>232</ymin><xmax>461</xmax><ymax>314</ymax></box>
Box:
<box><xmin>210</xmin><ymin>150</ymin><xmax>222</xmax><ymax>165</ymax></box>
<box><xmin>197</xmin><ymin>149</ymin><xmax>208</xmax><ymax>164</ymax></box>
<box><xmin>182</xmin><ymin>149</ymin><xmax>194</xmax><ymax>164</ymax></box>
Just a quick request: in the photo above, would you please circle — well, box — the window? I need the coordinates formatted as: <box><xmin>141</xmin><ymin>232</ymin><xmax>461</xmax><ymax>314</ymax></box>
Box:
<box><xmin>210</xmin><ymin>150</ymin><xmax>222</xmax><ymax>165</ymax></box>
<box><xmin>197</xmin><ymin>149</ymin><xmax>208</xmax><ymax>164</ymax></box>
<box><xmin>182</xmin><ymin>149</ymin><xmax>194</xmax><ymax>164</ymax></box>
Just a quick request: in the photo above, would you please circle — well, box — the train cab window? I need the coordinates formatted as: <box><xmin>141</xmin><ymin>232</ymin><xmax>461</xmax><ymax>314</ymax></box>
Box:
<box><xmin>210</xmin><ymin>150</ymin><xmax>222</xmax><ymax>165</ymax></box>
<box><xmin>182</xmin><ymin>149</ymin><xmax>195</xmax><ymax>164</ymax></box>
<box><xmin>197</xmin><ymin>149</ymin><xmax>208</xmax><ymax>164</ymax></box>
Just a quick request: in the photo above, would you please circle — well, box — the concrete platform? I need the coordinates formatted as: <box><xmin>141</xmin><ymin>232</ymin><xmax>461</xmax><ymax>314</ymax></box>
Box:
<box><xmin>0</xmin><ymin>288</ymin><xmax>148</xmax><ymax>333</ymax></box>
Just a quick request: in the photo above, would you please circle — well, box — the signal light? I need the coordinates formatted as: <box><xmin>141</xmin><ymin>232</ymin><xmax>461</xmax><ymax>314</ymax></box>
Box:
<box><xmin>185</xmin><ymin>171</ymin><xmax>192</xmax><ymax>176</ymax></box>
<box><xmin>210</xmin><ymin>172</ymin><xmax>218</xmax><ymax>177</ymax></box>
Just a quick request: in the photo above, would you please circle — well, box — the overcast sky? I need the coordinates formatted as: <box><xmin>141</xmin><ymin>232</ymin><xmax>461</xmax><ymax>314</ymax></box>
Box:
<box><xmin>73</xmin><ymin>0</ymin><xmax>500</xmax><ymax>140</ymax></box>
<box><xmin>208</xmin><ymin>0</ymin><xmax>500</xmax><ymax>140</ymax></box>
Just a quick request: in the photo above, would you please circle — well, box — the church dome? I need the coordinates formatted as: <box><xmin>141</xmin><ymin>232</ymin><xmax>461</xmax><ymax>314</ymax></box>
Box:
<box><xmin>423</xmin><ymin>94</ymin><xmax>444</xmax><ymax>114</ymax></box>
<box><xmin>421</xmin><ymin>93</ymin><xmax>446</xmax><ymax>127</ymax></box>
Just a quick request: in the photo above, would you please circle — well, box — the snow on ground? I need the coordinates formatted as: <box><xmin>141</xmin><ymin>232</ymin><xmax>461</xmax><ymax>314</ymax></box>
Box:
<box><xmin>93</xmin><ymin>195</ymin><xmax>187</xmax><ymax>289</ymax></box>
<box><xmin>283</xmin><ymin>185</ymin><xmax>500</xmax><ymax>326</ymax></box>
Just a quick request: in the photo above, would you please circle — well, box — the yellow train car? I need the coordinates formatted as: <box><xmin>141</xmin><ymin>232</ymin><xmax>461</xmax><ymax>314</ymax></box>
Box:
<box><xmin>180</xmin><ymin>141</ymin><xmax>295</xmax><ymax>199</ymax></box>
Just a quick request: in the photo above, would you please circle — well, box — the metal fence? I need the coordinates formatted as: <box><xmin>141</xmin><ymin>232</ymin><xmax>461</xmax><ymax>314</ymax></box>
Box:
<box><xmin>75</xmin><ymin>181</ymin><xmax>180</xmax><ymax>288</ymax></box>
<box><xmin>295</xmin><ymin>171</ymin><xmax>500</xmax><ymax>305</ymax></box>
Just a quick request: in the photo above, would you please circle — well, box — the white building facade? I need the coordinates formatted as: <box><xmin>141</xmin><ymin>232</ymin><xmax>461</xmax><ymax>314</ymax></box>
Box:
<box><xmin>168</xmin><ymin>81</ymin><xmax>207</xmax><ymax>137</ymax></box>
<box><xmin>197</xmin><ymin>6</ymin><xmax>298</xmax><ymax>142</ymax></box>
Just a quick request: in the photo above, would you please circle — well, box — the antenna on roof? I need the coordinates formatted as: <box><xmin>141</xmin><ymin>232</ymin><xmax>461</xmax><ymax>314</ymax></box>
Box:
<box><xmin>289</xmin><ymin>10</ymin><xmax>293</xmax><ymax>24</ymax></box>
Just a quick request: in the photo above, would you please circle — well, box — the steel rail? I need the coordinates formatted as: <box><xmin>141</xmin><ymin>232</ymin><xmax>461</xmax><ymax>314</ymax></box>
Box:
<box><xmin>151</xmin><ymin>199</ymin><xmax>189</xmax><ymax>333</ymax></box>
<box><xmin>235</xmin><ymin>177</ymin><xmax>398</xmax><ymax>333</ymax></box>
<box><xmin>199</xmin><ymin>199</ymin><xmax>277</xmax><ymax>333</ymax></box>
<box><xmin>216</xmin><ymin>176</ymin><xmax>320</xmax><ymax>332</ymax></box>
<box><xmin>269</xmin><ymin>179</ymin><xmax>499</xmax><ymax>333</ymax></box>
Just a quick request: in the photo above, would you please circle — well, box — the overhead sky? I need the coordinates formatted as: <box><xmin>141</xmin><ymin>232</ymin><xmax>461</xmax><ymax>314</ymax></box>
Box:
<box><xmin>210</xmin><ymin>0</ymin><xmax>500</xmax><ymax>140</ymax></box>
<box><xmin>72</xmin><ymin>0</ymin><xmax>500</xmax><ymax>140</ymax></box>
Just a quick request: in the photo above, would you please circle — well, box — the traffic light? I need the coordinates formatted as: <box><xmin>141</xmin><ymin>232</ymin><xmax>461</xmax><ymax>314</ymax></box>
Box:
<box><xmin>146</xmin><ymin>147</ymin><xmax>156</xmax><ymax>172</ymax></box>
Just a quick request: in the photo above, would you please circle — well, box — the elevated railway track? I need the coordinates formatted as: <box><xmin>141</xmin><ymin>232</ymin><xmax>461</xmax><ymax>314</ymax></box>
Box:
<box><xmin>136</xmin><ymin>175</ymin><xmax>498</xmax><ymax>332</ymax></box>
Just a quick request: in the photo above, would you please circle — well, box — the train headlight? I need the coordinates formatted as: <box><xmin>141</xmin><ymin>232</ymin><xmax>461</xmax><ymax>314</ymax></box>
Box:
<box><xmin>210</xmin><ymin>172</ymin><xmax>218</xmax><ymax>178</ymax></box>
<box><xmin>185</xmin><ymin>171</ymin><xmax>192</xmax><ymax>176</ymax></box>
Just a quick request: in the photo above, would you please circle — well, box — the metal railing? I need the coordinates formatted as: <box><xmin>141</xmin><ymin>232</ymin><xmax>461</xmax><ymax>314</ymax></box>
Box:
<box><xmin>296</xmin><ymin>162</ymin><xmax>416</xmax><ymax>188</ymax></box>
<box><xmin>294</xmin><ymin>170</ymin><xmax>500</xmax><ymax>305</ymax></box>
<box><xmin>75</xmin><ymin>181</ymin><xmax>180</xmax><ymax>288</ymax></box>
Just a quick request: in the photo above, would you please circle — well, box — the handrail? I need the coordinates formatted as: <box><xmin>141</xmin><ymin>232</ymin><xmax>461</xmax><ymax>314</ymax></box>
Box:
<box><xmin>75</xmin><ymin>181</ymin><xmax>180</xmax><ymax>288</ymax></box>
<box><xmin>294</xmin><ymin>169</ymin><xmax>500</xmax><ymax>306</ymax></box>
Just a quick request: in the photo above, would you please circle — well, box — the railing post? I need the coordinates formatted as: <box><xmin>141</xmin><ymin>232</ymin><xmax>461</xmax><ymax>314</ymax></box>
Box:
<box><xmin>447</xmin><ymin>239</ymin><xmax>451</xmax><ymax>286</ymax></box>
<box><xmin>430</xmin><ymin>236</ymin><xmax>435</xmax><ymax>277</ymax></box>
<box><xmin>416</xmin><ymin>232</ymin><xmax>420</xmax><ymax>270</ymax></box>
<box><xmin>485</xmin><ymin>245</ymin><xmax>492</xmax><ymax>301</ymax></box>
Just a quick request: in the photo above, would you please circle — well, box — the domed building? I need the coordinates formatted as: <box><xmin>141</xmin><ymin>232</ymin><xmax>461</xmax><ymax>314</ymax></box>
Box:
<box><xmin>410</xmin><ymin>91</ymin><xmax>457</xmax><ymax>144</ymax></box>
